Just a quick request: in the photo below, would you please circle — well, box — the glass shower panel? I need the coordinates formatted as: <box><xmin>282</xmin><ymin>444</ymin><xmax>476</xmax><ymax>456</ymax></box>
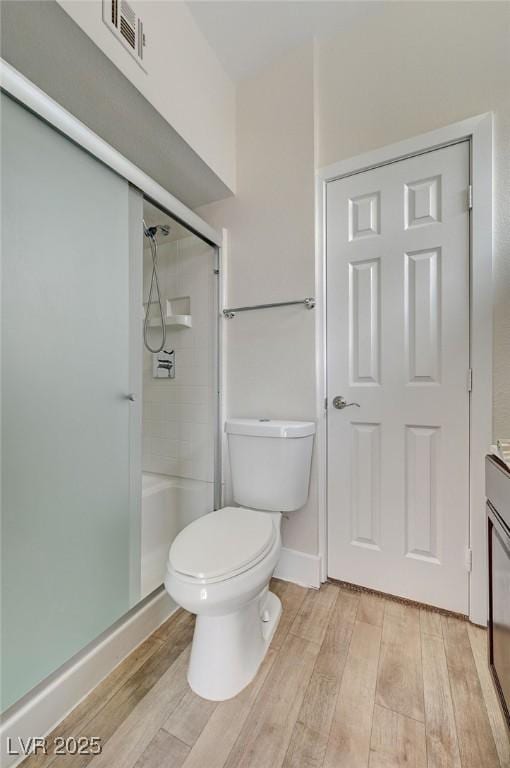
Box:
<box><xmin>1</xmin><ymin>93</ymin><xmax>138</xmax><ymax>710</ymax></box>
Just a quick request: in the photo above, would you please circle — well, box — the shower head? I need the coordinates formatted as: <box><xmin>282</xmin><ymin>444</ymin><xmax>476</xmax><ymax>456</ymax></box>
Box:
<box><xmin>143</xmin><ymin>220</ymin><xmax>171</xmax><ymax>239</ymax></box>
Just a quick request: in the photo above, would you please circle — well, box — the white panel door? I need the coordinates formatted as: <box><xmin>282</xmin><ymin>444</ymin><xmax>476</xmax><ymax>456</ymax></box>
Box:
<box><xmin>326</xmin><ymin>142</ymin><xmax>470</xmax><ymax>613</ymax></box>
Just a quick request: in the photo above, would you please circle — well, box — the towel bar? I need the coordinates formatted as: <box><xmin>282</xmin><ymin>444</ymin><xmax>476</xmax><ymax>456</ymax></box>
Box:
<box><xmin>222</xmin><ymin>297</ymin><xmax>315</xmax><ymax>319</ymax></box>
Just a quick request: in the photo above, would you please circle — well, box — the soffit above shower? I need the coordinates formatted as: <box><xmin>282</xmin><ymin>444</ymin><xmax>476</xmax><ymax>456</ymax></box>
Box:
<box><xmin>0</xmin><ymin>0</ymin><xmax>234</xmax><ymax>209</ymax></box>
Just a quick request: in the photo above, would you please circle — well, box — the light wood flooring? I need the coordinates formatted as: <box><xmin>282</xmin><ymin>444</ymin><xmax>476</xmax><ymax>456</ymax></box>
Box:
<box><xmin>22</xmin><ymin>580</ymin><xmax>509</xmax><ymax>768</ymax></box>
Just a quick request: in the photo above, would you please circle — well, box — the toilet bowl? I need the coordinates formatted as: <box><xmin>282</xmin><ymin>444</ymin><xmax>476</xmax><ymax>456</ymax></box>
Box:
<box><xmin>165</xmin><ymin>418</ymin><xmax>315</xmax><ymax>701</ymax></box>
<box><xmin>165</xmin><ymin>507</ymin><xmax>282</xmax><ymax>700</ymax></box>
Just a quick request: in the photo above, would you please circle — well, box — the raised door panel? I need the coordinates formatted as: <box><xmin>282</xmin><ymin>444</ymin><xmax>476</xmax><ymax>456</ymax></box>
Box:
<box><xmin>349</xmin><ymin>260</ymin><xmax>380</xmax><ymax>385</ymax></box>
<box><xmin>350</xmin><ymin>423</ymin><xmax>381</xmax><ymax>550</ymax></box>
<box><xmin>348</xmin><ymin>191</ymin><xmax>380</xmax><ymax>241</ymax></box>
<box><xmin>404</xmin><ymin>175</ymin><xmax>442</xmax><ymax>229</ymax></box>
<box><xmin>405</xmin><ymin>248</ymin><xmax>441</xmax><ymax>384</ymax></box>
<box><xmin>405</xmin><ymin>426</ymin><xmax>440</xmax><ymax>562</ymax></box>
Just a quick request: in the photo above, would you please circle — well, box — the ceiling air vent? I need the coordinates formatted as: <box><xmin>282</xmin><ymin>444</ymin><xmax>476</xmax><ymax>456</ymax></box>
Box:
<box><xmin>102</xmin><ymin>0</ymin><xmax>146</xmax><ymax>72</ymax></box>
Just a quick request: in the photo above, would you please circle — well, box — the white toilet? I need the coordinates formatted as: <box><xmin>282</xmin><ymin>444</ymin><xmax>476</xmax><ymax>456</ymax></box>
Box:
<box><xmin>164</xmin><ymin>418</ymin><xmax>315</xmax><ymax>701</ymax></box>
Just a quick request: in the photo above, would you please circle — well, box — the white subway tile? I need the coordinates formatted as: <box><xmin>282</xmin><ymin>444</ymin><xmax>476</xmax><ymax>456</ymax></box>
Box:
<box><xmin>141</xmin><ymin>233</ymin><xmax>215</xmax><ymax>483</ymax></box>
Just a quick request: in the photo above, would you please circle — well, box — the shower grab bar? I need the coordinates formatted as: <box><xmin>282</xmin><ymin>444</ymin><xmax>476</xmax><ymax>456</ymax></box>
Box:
<box><xmin>222</xmin><ymin>297</ymin><xmax>315</xmax><ymax>319</ymax></box>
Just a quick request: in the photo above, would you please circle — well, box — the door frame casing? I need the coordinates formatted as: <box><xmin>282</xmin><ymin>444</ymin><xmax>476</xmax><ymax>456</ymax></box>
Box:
<box><xmin>315</xmin><ymin>114</ymin><xmax>493</xmax><ymax>625</ymax></box>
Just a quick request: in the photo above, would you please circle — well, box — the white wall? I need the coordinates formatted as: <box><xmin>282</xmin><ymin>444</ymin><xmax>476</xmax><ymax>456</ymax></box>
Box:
<box><xmin>199</xmin><ymin>43</ymin><xmax>318</xmax><ymax>555</ymax></box>
<box><xmin>200</xmin><ymin>2</ymin><xmax>510</xmax><ymax>562</ymax></box>
<box><xmin>58</xmin><ymin>0</ymin><xmax>236</xmax><ymax>191</ymax></box>
<box><xmin>317</xmin><ymin>0</ymin><xmax>510</xmax><ymax>437</ymax></box>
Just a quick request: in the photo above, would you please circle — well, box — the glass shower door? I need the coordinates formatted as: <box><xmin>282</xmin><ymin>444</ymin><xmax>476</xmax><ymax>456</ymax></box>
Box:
<box><xmin>1</xmin><ymin>93</ymin><xmax>141</xmax><ymax>711</ymax></box>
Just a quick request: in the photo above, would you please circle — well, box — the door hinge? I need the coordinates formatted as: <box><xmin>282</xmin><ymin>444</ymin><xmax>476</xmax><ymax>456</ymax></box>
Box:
<box><xmin>467</xmin><ymin>184</ymin><xmax>473</xmax><ymax>210</ymax></box>
<box><xmin>213</xmin><ymin>268</ymin><xmax>220</xmax><ymax>275</ymax></box>
<box><xmin>467</xmin><ymin>368</ymin><xmax>473</xmax><ymax>392</ymax></box>
<box><xmin>324</xmin><ymin>397</ymin><xmax>328</xmax><ymax>411</ymax></box>
<box><xmin>465</xmin><ymin>547</ymin><xmax>473</xmax><ymax>573</ymax></box>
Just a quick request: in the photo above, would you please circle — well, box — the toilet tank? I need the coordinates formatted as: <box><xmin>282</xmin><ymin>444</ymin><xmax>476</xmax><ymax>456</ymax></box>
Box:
<box><xmin>225</xmin><ymin>419</ymin><xmax>315</xmax><ymax>512</ymax></box>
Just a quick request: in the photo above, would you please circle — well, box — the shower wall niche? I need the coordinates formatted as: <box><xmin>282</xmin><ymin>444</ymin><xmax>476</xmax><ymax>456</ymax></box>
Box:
<box><xmin>139</xmin><ymin>202</ymin><xmax>218</xmax><ymax>597</ymax></box>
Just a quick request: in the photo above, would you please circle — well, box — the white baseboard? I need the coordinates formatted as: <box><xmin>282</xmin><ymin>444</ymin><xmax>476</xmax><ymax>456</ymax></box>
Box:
<box><xmin>1</xmin><ymin>589</ymin><xmax>176</xmax><ymax>768</ymax></box>
<box><xmin>274</xmin><ymin>547</ymin><xmax>321</xmax><ymax>589</ymax></box>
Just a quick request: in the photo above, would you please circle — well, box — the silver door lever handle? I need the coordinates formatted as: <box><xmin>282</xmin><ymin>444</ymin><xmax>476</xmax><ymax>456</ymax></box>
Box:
<box><xmin>333</xmin><ymin>396</ymin><xmax>360</xmax><ymax>410</ymax></box>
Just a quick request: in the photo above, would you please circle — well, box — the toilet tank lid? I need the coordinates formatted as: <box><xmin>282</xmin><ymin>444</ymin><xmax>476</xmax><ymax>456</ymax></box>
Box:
<box><xmin>225</xmin><ymin>418</ymin><xmax>316</xmax><ymax>438</ymax></box>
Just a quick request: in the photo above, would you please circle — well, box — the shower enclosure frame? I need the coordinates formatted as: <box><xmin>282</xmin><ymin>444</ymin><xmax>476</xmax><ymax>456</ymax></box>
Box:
<box><xmin>0</xmin><ymin>59</ymin><xmax>224</xmax><ymax>750</ymax></box>
<box><xmin>0</xmin><ymin>60</ymin><xmax>224</xmax><ymax>517</ymax></box>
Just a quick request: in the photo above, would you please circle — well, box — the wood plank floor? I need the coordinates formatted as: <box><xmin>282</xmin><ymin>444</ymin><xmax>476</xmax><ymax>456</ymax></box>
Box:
<box><xmin>21</xmin><ymin>581</ymin><xmax>509</xmax><ymax>768</ymax></box>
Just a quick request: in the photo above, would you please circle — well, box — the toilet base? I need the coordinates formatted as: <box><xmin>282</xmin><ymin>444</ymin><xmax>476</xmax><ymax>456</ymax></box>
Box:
<box><xmin>187</xmin><ymin>589</ymin><xmax>282</xmax><ymax>701</ymax></box>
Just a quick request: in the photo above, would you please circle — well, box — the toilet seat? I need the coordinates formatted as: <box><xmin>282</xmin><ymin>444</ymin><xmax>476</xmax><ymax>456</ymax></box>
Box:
<box><xmin>169</xmin><ymin>507</ymin><xmax>276</xmax><ymax>584</ymax></box>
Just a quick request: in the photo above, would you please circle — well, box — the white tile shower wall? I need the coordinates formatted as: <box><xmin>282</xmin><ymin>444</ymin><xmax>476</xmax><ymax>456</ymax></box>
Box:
<box><xmin>142</xmin><ymin>235</ymin><xmax>215</xmax><ymax>483</ymax></box>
